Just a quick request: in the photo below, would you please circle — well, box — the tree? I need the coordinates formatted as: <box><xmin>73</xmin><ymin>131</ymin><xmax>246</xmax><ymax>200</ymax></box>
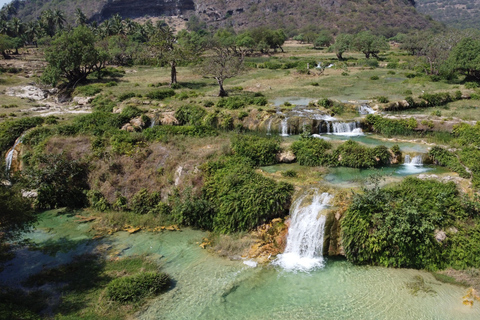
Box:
<box><xmin>74</xmin><ymin>8</ymin><xmax>87</xmax><ymax>26</ymax></box>
<box><xmin>329</xmin><ymin>33</ymin><xmax>351</xmax><ymax>61</ymax></box>
<box><xmin>151</xmin><ymin>26</ymin><xmax>203</xmax><ymax>86</ymax></box>
<box><xmin>199</xmin><ymin>40</ymin><xmax>244</xmax><ymax>97</ymax></box>
<box><xmin>42</xmin><ymin>26</ymin><xmax>109</xmax><ymax>86</ymax></box>
<box><xmin>352</xmin><ymin>31</ymin><xmax>389</xmax><ymax>59</ymax></box>
<box><xmin>0</xmin><ymin>34</ymin><xmax>13</xmax><ymax>59</ymax></box>
<box><xmin>313</xmin><ymin>30</ymin><xmax>333</xmax><ymax>49</ymax></box>
<box><xmin>0</xmin><ymin>183</ymin><xmax>34</xmax><ymax>253</ymax></box>
<box><xmin>447</xmin><ymin>37</ymin><xmax>480</xmax><ymax>80</ymax></box>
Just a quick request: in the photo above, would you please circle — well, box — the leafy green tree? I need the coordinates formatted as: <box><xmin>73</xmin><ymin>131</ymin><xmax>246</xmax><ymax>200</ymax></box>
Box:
<box><xmin>0</xmin><ymin>34</ymin><xmax>13</xmax><ymax>59</ymax></box>
<box><xmin>447</xmin><ymin>37</ymin><xmax>480</xmax><ymax>80</ymax></box>
<box><xmin>42</xmin><ymin>26</ymin><xmax>109</xmax><ymax>86</ymax></box>
<box><xmin>352</xmin><ymin>31</ymin><xmax>389</xmax><ymax>59</ymax></box>
<box><xmin>313</xmin><ymin>30</ymin><xmax>333</xmax><ymax>49</ymax></box>
<box><xmin>24</xmin><ymin>153</ymin><xmax>89</xmax><ymax>209</ymax></box>
<box><xmin>329</xmin><ymin>33</ymin><xmax>351</xmax><ymax>60</ymax></box>
<box><xmin>0</xmin><ymin>182</ymin><xmax>34</xmax><ymax>249</ymax></box>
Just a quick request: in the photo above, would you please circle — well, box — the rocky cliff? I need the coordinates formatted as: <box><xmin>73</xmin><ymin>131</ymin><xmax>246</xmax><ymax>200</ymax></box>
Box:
<box><xmin>12</xmin><ymin>0</ymin><xmax>433</xmax><ymax>34</ymax></box>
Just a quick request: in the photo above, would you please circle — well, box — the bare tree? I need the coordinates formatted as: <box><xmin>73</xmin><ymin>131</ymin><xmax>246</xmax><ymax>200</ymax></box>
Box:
<box><xmin>199</xmin><ymin>41</ymin><xmax>244</xmax><ymax>97</ymax></box>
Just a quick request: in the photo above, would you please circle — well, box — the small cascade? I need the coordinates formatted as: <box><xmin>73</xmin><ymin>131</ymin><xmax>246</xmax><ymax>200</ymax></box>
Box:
<box><xmin>5</xmin><ymin>135</ymin><xmax>23</xmax><ymax>173</ymax></box>
<box><xmin>399</xmin><ymin>154</ymin><xmax>431</xmax><ymax>175</ymax></box>
<box><xmin>273</xmin><ymin>190</ymin><xmax>333</xmax><ymax>272</ymax></box>
<box><xmin>266</xmin><ymin>118</ymin><xmax>273</xmax><ymax>135</ymax></box>
<box><xmin>404</xmin><ymin>155</ymin><xmax>423</xmax><ymax>165</ymax></box>
<box><xmin>331</xmin><ymin>121</ymin><xmax>363</xmax><ymax>136</ymax></box>
<box><xmin>280</xmin><ymin>118</ymin><xmax>289</xmax><ymax>137</ymax></box>
<box><xmin>359</xmin><ymin>105</ymin><xmax>376</xmax><ymax>115</ymax></box>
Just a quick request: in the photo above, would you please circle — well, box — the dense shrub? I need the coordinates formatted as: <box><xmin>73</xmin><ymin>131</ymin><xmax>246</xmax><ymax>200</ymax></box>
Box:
<box><xmin>121</xmin><ymin>106</ymin><xmax>143</xmax><ymax>119</ymax></box>
<box><xmin>419</xmin><ymin>92</ymin><xmax>453</xmax><ymax>107</ymax></box>
<box><xmin>87</xmin><ymin>190</ymin><xmax>110</xmax><ymax>212</ymax></box>
<box><xmin>335</xmin><ymin>140</ymin><xmax>377</xmax><ymax>168</ymax></box>
<box><xmin>216</xmin><ymin>94</ymin><xmax>267</xmax><ymax>109</ymax></box>
<box><xmin>169</xmin><ymin>188</ymin><xmax>214</xmax><ymax>230</ymax></box>
<box><xmin>106</xmin><ymin>272</ymin><xmax>170</xmax><ymax>303</ymax></box>
<box><xmin>75</xmin><ymin>84</ymin><xmax>102</xmax><ymax>96</ymax></box>
<box><xmin>145</xmin><ymin>89</ymin><xmax>175</xmax><ymax>100</ymax></box>
<box><xmin>291</xmin><ymin>137</ymin><xmax>335</xmax><ymax>166</ymax></box>
<box><xmin>0</xmin><ymin>117</ymin><xmax>44</xmax><ymax>152</ymax></box>
<box><xmin>453</xmin><ymin>122</ymin><xmax>480</xmax><ymax>148</ymax></box>
<box><xmin>118</xmin><ymin>92</ymin><xmax>136</xmax><ymax>102</ymax></box>
<box><xmin>91</xmin><ymin>94</ymin><xmax>116</xmax><ymax>112</ymax></box>
<box><xmin>231</xmin><ymin>135</ymin><xmax>280</xmax><ymax>166</ymax></box>
<box><xmin>342</xmin><ymin>178</ymin><xmax>470</xmax><ymax>270</ymax></box>
<box><xmin>428</xmin><ymin>146</ymin><xmax>470</xmax><ymax>178</ymax></box>
<box><xmin>24</xmin><ymin>153</ymin><xmax>89</xmax><ymax>209</ymax></box>
<box><xmin>458</xmin><ymin>147</ymin><xmax>480</xmax><ymax>188</ymax></box>
<box><xmin>174</xmin><ymin>105</ymin><xmax>207</xmax><ymax>126</ymax></box>
<box><xmin>143</xmin><ymin>125</ymin><xmax>217</xmax><ymax>140</ymax></box>
<box><xmin>202</xmin><ymin>156</ymin><xmax>294</xmax><ymax>233</ymax></box>
<box><xmin>364</xmin><ymin>114</ymin><xmax>417</xmax><ymax>137</ymax></box>
<box><xmin>130</xmin><ymin>188</ymin><xmax>161</xmax><ymax>215</ymax></box>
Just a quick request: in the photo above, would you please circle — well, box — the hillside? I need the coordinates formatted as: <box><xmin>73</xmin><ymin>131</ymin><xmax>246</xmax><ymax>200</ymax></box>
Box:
<box><xmin>416</xmin><ymin>0</ymin><xmax>480</xmax><ymax>29</ymax></box>
<box><xmin>9</xmin><ymin>0</ymin><xmax>433</xmax><ymax>36</ymax></box>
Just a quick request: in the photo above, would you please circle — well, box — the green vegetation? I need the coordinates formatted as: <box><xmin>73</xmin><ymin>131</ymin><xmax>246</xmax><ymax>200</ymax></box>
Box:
<box><xmin>291</xmin><ymin>137</ymin><xmax>335</xmax><ymax>166</ymax></box>
<box><xmin>342</xmin><ymin>177</ymin><xmax>480</xmax><ymax>270</ymax></box>
<box><xmin>364</xmin><ymin>115</ymin><xmax>417</xmax><ymax>137</ymax></box>
<box><xmin>106</xmin><ymin>271</ymin><xmax>170</xmax><ymax>302</ymax></box>
<box><xmin>203</xmin><ymin>156</ymin><xmax>294</xmax><ymax>233</ymax></box>
<box><xmin>231</xmin><ymin>135</ymin><xmax>280</xmax><ymax>166</ymax></box>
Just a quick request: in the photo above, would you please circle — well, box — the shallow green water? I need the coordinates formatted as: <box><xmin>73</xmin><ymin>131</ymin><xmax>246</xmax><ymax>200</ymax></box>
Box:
<box><xmin>3</xmin><ymin>212</ymin><xmax>479</xmax><ymax>320</ymax></box>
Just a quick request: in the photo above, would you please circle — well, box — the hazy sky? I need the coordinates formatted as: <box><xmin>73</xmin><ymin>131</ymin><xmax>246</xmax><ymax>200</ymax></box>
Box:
<box><xmin>0</xmin><ymin>0</ymin><xmax>11</xmax><ymax>9</ymax></box>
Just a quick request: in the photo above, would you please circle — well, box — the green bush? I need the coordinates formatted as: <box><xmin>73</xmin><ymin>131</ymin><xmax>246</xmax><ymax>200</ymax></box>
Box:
<box><xmin>130</xmin><ymin>188</ymin><xmax>161</xmax><ymax>215</ymax></box>
<box><xmin>370</xmin><ymin>75</ymin><xmax>379</xmax><ymax>80</ymax></box>
<box><xmin>465</xmin><ymin>82</ymin><xmax>479</xmax><ymax>89</ymax></box>
<box><xmin>87</xmin><ymin>190</ymin><xmax>110</xmax><ymax>212</ymax></box>
<box><xmin>342</xmin><ymin>178</ymin><xmax>469</xmax><ymax>269</ymax></box>
<box><xmin>203</xmin><ymin>100</ymin><xmax>214</xmax><ymax>108</ymax></box>
<box><xmin>118</xmin><ymin>92</ymin><xmax>136</xmax><ymax>102</ymax></box>
<box><xmin>0</xmin><ymin>117</ymin><xmax>44</xmax><ymax>152</ymax></box>
<box><xmin>291</xmin><ymin>137</ymin><xmax>335</xmax><ymax>166</ymax></box>
<box><xmin>121</xmin><ymin>106</ymin><xmax>143</xmax><ymax>119</ymax></box>
<box><xmin>428</xmin><ymin>146</ymin><xmax>470</xmax><ymax>178</ymax></box>
<box><xmin>335</xmin><ymin>140</ymin><xmax>376</xmax><ymax>168</ymax></box>
<box><xmin>376</xmin><ymin>96</ymin><xmax>389</xmax><ymax>103</ymax></box>
<box><xmin>143</xmin><ymin>125</ymin><xmax>217</xmax><ymax>140</ymax></box>
<box><xmin>174</xmin><ymin>105</ymin><xmax>207</xmax><ymax>126</ymax></box>
<box><xmin>75</xmin><ymin>84</ymin><xmax>102</xmax><ymax>96</ymax></box>
<box><xmin>364</xmin><ymin>114</ymin><xmax>417</xmax><ymax>137</ymax></box>
<box><xmin>106</xmin><ymin>272</ymin><xmax>170</xmax><ymax>303</ymax></box>
<box><xmin>91</xmin><ymin>94</ymin><xmax>116</xmax><ymax>112</ymax></box>
<box><xmin>231</xmin><ymin>135</ymin><xmax>280</xmax><ymax>166</ymax></box>
<box><xmin>281</xmin><ymin>170</ymin><xmax>298</xmax><ymax>177</ymax></box>
<box><xmin>146</xmin><ymin>89</ymin><xmax>175</xmax><ymax>100</ymax></box>
<box><xmin>419</xmin><ymin>92</ymin><xmax>452</xmax><ymax>107</ymax></box>
<box><xmin>202</xmin><ymin>156</ymin><xmax>294</xmax><ymax>233</ymax></box>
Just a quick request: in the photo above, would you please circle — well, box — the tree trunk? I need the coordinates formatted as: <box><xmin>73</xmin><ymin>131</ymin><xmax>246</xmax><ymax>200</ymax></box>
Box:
<box><xmin>170</xmin><ymin>61</ymin><xmax>177</xmax><ymax>86</ymax></box>
<box><xmin>364</xmin><ymin>52</ymin><xmax>370</xmax><ymax>59</ymax></box>
<box><xmin>217</xmin><ymin>78</ymin><xmax>227</xmax><ymax>97</ymax></box>
<box><xmin>336</xmin><ymin>53</ymin><xmax>344</xmax><ymax>61</ymax></box>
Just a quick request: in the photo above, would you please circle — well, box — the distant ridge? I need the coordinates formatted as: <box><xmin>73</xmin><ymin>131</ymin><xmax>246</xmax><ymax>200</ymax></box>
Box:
<box><xmin>10</xmin><ymin>0</ymin><xmax>433</xmax><ymax>35</ymax></box>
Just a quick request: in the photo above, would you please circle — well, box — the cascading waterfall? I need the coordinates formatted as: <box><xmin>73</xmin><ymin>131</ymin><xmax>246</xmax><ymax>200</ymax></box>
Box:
<box><xmin>359</xmin><ymin>104</ymin><xmax>376</xmax><ymax>115</ymax></box>
<box><xmin>331</xmin><ymin>121</ymin><xmax>363</xmax><ymax>136</ymax></box>
<box><xmin>280</xmin><ymin>118</ymin><xmax>289</xmax><ymax>137</ymax></box>
<box><xmin>273</xmin><ymin>190</ymin><xmax>333</xmax><ymax>272</ymax></box>
<box><xmin>266</xmin><ymin>118</ymin><xmax>273</xmax><ymax>135</ymax></box>
<box><xmin>5</xmin><ymin>135</ymin><xmax>23</xmax><ymax>173</ymax></box>
<box><xmin>399</xmin><ymin>154</ymin><xmax>430</xmax><ymax>175</ymax></box>
<box><xmin>404</xmin><ymin>155</ymin><xmax>423</xmax><ymax>165</ymax></box>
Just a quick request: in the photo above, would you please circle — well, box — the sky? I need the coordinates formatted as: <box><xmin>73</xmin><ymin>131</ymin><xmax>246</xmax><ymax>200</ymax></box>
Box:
<box><xmin>0</xmin><ymin>0</ymin><xmax>11</xmax><ymax>9</ymax></box>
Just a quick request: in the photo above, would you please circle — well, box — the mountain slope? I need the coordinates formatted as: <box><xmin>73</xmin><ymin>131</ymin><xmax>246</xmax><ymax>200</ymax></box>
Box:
<box><xmin>11</xmin><ymin>0</ymin><xmax>433</xmax><ymax>35</ymax></box>
<box><xmin>416</xmin><ymin>0</ymin><xmax>480</xmax><ymax>29</ymax></box>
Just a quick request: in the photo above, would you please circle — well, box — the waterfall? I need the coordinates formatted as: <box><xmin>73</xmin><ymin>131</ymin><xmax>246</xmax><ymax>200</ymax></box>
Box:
<box><xmin>404</xmin><ymin>155</ymin><xmax>423</xmax><ymax>165</ymax></box>
<box><xmin>280</xmin><ymin>118</ymin><xmax>289</xmax><ymax>137</ymax></box>
<box><xmin>273</xmin><ymin>190</ymin><xmax>333</xmax><ymax>272</ymax></box>
<box><xmin>5</xmin><ymin>136</ymin><xmax>23</xmax><ymax>173</ymax></box>
<box><xmin>266</xmin><ymin>118</ymin><xmax>273</xmax><ymax>135</ymax></box>
<box><xmin>399</xmin><ymin>154</ymin><xmax>430</xmax><ymax>175</ymax></box>
<box><xmin>331</xmin><ymin>121</ymin><xmax>363</xmax><ymax>136</ymax></box>
<box><xmin>359</xmin><ymin>105</ymin><xmax>376</xmax><ymax>115</ymax></box>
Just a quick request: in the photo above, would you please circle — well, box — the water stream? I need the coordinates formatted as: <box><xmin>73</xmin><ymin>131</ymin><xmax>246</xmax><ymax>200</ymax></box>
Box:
<box><xmin>273</xmin><ymin>190</ymin><xmax>333</xmax><ymax>272</ymax></box>
<box><xmin>2</xmin><ymin>211</ymin><xmax>479</xmax><ymax>319</ymax></box>
<box><xmin>5</xmin><ymin>135</ymin><xmax>23</xmax><ymax>172</ymax></box>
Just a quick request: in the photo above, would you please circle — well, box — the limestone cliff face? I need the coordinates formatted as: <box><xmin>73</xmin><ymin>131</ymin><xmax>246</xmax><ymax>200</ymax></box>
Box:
<box><xmin>91</xmin><ymin>0</ymin><xmax>195</xmax><ymax>21</ymax></box>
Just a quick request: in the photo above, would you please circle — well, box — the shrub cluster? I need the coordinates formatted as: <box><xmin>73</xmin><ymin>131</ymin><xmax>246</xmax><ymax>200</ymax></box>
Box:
<box><xmin>428</xmin><ymin>146</ymin><xmax>470</xmax><ymax>178</ymax></box>
<box><xmin>202</xmin><ymin>156</ymin><xmax>294</xmax><ymax>233</ymax></box>
<box><xmin>174</xmin><ymin>105</ymin><xmax>207</xmax><ymax>126</ymax></box>
<box><xmin>145</xmin><ymin>88</ymin><xmax>175</xmax><ymax>100</ymax></box>
<box><xmin>342</xmin><ymin>177</ymin><xmax>480</xmax><ymax>270</ymax></box>
<box><xmin>0</xmin><ymin>117</ymin><xmax>45</xmax><ymax>152</ymax></box>
<box><xmin>231</xmin><ymin>135</ymin><xmax>280</xmax><ymax>166</ymax></box>
<box><xmin>216</xmin><ymin>94</ymin><xmax>267</xmax><ymax>109</ymax></box>
<box><xmin>106</xmin><ymin>272</ymin><xmax>170</xmax><ymax>303</ymax></box>
<box><xmin>291</xmin><ymin>138</ymin><xmax>391</xmax><ymax>168</ymax></box>
<box><xmin>364</xmin><ymin>114</ymin><xmax>417</xmax><ymax>137</ymax></box>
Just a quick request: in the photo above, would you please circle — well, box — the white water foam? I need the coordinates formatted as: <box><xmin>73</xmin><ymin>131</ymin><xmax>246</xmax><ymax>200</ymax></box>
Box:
<box><xmin>399</xmin><ymin>155</ymin><xmax>431</xmax><ymax>175</ymax></box>
<box><xmin>273</xmin><ymin>191</ymin><xmax>333</xmax><ymax>272</ymax></box>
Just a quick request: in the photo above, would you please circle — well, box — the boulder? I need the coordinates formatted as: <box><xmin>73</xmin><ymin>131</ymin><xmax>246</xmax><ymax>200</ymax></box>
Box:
<box><xmin>276</xmin><ymin>150</ymin><xmax>296</xmax><ymax>163</ymax></box>
<box><xmin>72</xmin><ymin>96</ymin><xmax>93</xmax><ymax>105</ymax></box>
<box><xmin>434</xmin><ymin>229</ymin><xmax>447</xmax><ymax>243</ymax></box>
<box><xmin>5</xmin><ymin>85</ymin><xmax>48</xmax><ymax>101</ymax></box>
